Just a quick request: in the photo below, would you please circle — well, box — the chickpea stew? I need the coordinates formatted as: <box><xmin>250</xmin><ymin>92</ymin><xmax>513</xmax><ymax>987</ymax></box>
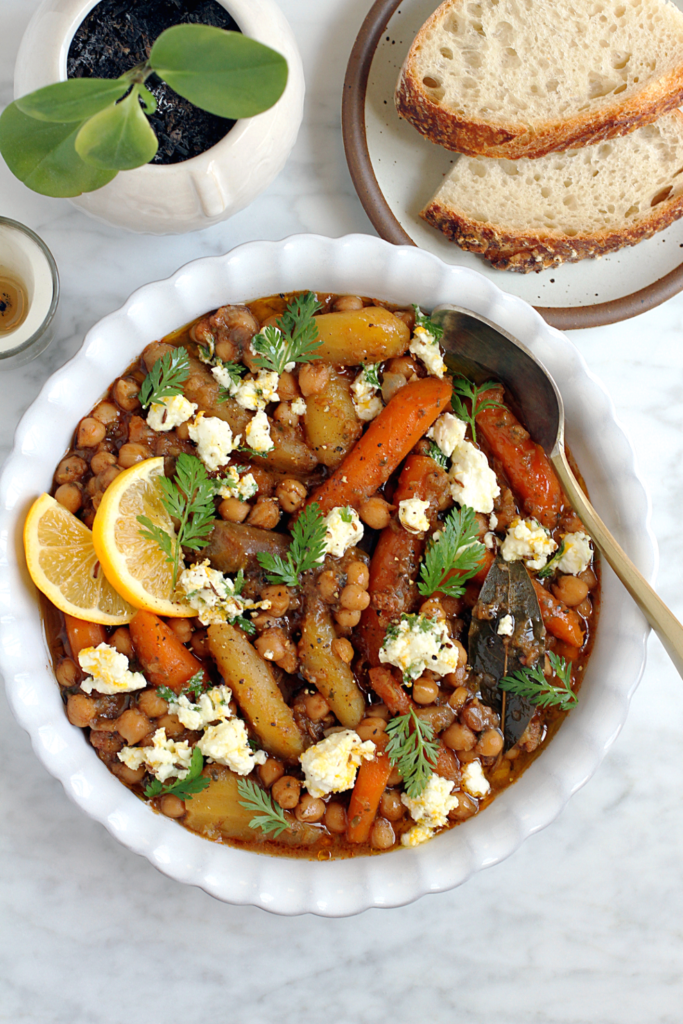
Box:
<box><xmin>30</xmin><ymin>291</ymin><xmax>599</xmax><ymax>858</ymax></box>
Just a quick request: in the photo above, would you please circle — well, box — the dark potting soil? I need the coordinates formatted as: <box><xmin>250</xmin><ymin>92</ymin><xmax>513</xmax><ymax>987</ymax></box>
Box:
<box><xmin>67</xmin><ymin>0</ymin><xmax>239</xmax><ymax>164</ymax></box>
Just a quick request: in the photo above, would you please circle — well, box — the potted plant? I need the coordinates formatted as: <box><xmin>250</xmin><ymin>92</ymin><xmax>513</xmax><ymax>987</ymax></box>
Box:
<box><xmin>5</xmin><ymin>0</ymin><xmax>305</xmax><ymax>234</ymax></box>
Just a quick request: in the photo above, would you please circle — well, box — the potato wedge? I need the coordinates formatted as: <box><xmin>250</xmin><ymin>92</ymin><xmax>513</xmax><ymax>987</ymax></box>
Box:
<box><xmin>304</xmin><ymin>371</ymin><xmax>362</xmax><ymax>468</ymax></box>
<box><xmin>313</xmin><ymin>307</ymin><xmax>410</xmax><ymax>365</ymax></box>
<box><xmin>298</xmin><ymin>591</ymin><xmax>366</xmax><ymax>728</ymax></box>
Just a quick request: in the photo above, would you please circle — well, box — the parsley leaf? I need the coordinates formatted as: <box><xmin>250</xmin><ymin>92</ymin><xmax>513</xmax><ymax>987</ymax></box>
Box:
<box><xmin>450</xmin><ymin>377</ymin><xmax>504</xmax><ymax>444</ymax></box>
<box><xmin>427</xmin><ymin>440</ymin><xmax>449</xmax><ymax>468</ymax></box>
<box><xmin>251</xmin><ymin>292</ymin><xmax>323</xmax><ymax>375</ymax></box>
<box><xmin>216</xmin><ymin>360</ymin><xmax>247</xmax><ymax>401</ymax></box>
<box><xmin>536</xmin><ymin>540</ymin><xmax>565</xmax><ymax>579</ymax></box>
<box><xmin>139</xmin><ymin>348</ymin><xmax>190</xmax><ymax>409</ymax></box>
<box><xmin>157</xmin><ymin>671</ymin><xmax>207</xmax><ymax>705</ymax></box>
<box><xmin>144</xmin><ymin>747</ymin><xmax>209</xmax><ymax>802</ymax></box>
<box><xmin>499</xmin><ymin>652</ymin><xmax>577</xmax><ymax>712</ymax></box>
<box><xmin>137</xmin><ymin>453</ymin><xmax>217</xmax><ymax>591</ymax></box>
<box><xmin>417</xmin><ymin>505</ymin><xmax>485</xmax><ymax>599</ymax></box>
<box><xmin>385</xmin><ymin>709</ymin><xmax>440</xmax><ymax>799</ymax></box>
<box><xmin>412</xmin><ymin>304</ymin><xmax>444</xmax><ymax>342</ymax></box>
<box><xmin>256</xmin><ymin>502</ymin><xmax>327</xmax><ymax>588</ymax></box>
<box><xmin>236</xmin><ymin>777</ymin><xmax>291</xmax><ymax>837</ymax></box>
<box><xmin>362</xmin><ymin>363</ymin><xmax>381</xmax><ymax>388</ymax></box>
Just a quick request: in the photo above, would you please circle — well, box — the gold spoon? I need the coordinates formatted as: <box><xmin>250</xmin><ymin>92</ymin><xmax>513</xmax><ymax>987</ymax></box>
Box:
<box><xmin>432</xmin><ymin>303</ymin><xmax>683</xmax><ymax>676</ymax></box>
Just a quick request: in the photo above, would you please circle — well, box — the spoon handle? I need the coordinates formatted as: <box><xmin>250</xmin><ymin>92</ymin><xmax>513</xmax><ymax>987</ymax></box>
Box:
<box><xmin>551</xmin><ymin>450</ymin><xmax>683</xmax><ymax>678</ymax></box>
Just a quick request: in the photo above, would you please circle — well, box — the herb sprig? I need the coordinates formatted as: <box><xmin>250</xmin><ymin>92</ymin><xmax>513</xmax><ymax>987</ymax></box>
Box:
<box><xmin>362</xmin><ymin>363</ymin><xmax>381</xmax><ymax>388</ymax></box>
<box><xmin>427</xmin><ymin>440</ymin><xmax>449</xmax><ymax>468</ymax></box>
<box><xmin>157</xmin><ymin>670</ymin><xmax>207</xmax><ymax>705</ymax></box>
<box><xmin>139</xmin><ymin>347</ymin><xmax>190</xmax><ymax>409</ymax></box>
<box><xmin>450</xmin><ymin>377</ymin><xmax>504</xmax><ymax>444</ymax></box>
<box><xmin>385</xmin><ymin>709</ymin><xmax>440</xmax><ymax>799</ymax></box>
<box><xmin>251</xmin><ymin>291</ymin><xmax>323</xmax><ymax>375</ymax></box>
<box><xmin>536</xmin><ymin>540</ymin><xmax>566</xmax><ymax>580</ymax></box>
<box><xmin>237</xmin><ymin>777</ymin><xmax>291</xmax><ymax>837</ymax></box>
<box><xmin>412</xmin><ymin>304</ymin><xmax>444</xmax><ymax>342</ymax></box>
<box><xmin>137</xmin><ymin>453</ymin><xmax>217</xmax><ymax>590</ymax></box>
<box><xmin>256</xmin><ymin>502</ymin><xmax>327</xmax><ymax>587</ymax></box>
<box><xmin>417</xmin><ymin>505</ymin><xmax>485</xmax><ymax>599</ymax></box>
<box><xmin>144</xmin><ymin>747</ymin><xmax>210</xmax><ymax>801</ymax></box>
<box><xmin>215</xmin><ymin>359</ymin><xmax>247</xmax><ymax>401</ymax></box>
<box><xmin>499</xmin><ymin>652</ymin><xmax>577</xmax><ymax>712</ymax></box>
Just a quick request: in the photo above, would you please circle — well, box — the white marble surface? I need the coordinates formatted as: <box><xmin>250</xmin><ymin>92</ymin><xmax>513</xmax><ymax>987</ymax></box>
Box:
<box><xmin>2</xmin><ymin>1</ymin><xmax>683</xmax><ymax>1021</ymax></box>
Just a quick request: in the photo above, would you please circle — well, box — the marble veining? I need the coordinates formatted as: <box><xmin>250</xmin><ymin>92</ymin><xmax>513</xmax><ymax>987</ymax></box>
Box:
<box><xmin>2</xmin><ymin>0</ymin><xmax>683</xmax><ymax>1021</ymax></box>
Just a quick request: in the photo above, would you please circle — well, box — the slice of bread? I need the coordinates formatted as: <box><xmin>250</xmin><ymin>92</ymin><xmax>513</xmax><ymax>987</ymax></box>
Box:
<box><xmin>421</xmin><ymin>111</ymin><xmax>683</xmax><ymax>272</ymax></box>
<box><xmin>396</xmin><ymin>0</ymin><xmax>683</xmax><ymax>160</ymax></box>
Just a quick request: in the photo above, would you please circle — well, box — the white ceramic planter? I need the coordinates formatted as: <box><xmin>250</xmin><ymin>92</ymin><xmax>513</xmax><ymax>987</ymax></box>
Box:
<box><xmin>14</xmin><ymin>0</ymin><xmax>305</xmax><ymax>234</ymax></box>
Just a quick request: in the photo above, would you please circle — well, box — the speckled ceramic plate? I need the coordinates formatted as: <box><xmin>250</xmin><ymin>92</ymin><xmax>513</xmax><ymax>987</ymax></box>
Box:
<box><xmin>0</xmin><ymin>234</ymin><xmax>655</xmax><ymax>915</ymax></box>
<box><xmin>343</xmin><ymin>0</ymin><xmax>683</xmax><ymax>330</ymax></box>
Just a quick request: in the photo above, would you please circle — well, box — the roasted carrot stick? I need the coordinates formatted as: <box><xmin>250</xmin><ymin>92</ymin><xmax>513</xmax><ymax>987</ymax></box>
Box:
<box><xmin>129</xmin><ymin>610</ymin><xmax>208</xmax><ymax>693</ymax></box>
<box><xmin>346</xmin><ymin>751</ymin><xmax>393</xmax><ymax>844</ymax></box>
<box><xmin>368</xmin><ymin>666</ymin><xmax>413</xmax><ymax>716</ymax></box>
<box><xmin>307</xmin><ymin>378</ymin><xmax>452</xmax><ymax>514</ymax></box>
<box><xmin>532</xmin><ymin>579</ymin><xmax>585</xmax><ymax>648</ymax></box>
<box><xmin>64</xmin><ymin>615</ymin><xmax>107</xmax><ymax>658</ymax></box>
<box><xmin>476</xmin><ymin>388</ymin><xmax>563</xmax><ymax>530</ymax></box>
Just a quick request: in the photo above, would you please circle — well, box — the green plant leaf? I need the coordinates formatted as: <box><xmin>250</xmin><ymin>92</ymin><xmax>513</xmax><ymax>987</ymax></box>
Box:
<box><xmin>15</xmin><ymin>77</ymin><xmax>129</xmax><ymax>123</ymax></box>
<box><xmin>150</xmin><ymin>24</ymin><xmax>288</xmax><ymax>119</ymax></box>
<box><xmin>75</xmin><ymin>88</ymin><xmax>158</xmax><ymax>170</ymax></box>
<box><xmin>0</xmin><ymin>101</ymin><xmax>117</xmax><ymax>197</ymax></box>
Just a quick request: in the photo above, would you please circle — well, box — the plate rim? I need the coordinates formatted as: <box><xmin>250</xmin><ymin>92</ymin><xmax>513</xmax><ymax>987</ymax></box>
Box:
<box><xmin>341</xmin><ymin>0</ymin><xmax>683</xmax><ymax>331</ymax></box>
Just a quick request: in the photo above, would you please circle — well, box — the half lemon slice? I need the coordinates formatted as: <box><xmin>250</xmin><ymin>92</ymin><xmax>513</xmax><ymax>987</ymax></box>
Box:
<box><xmin>92</xmin><ymin>457</ymin><xmax>193</xmax><ymax>617</ymax></box>
<box><xmin>23</xmin><ymin>493</ymin><xmax>136</xmax><ymax>625</ymax></box>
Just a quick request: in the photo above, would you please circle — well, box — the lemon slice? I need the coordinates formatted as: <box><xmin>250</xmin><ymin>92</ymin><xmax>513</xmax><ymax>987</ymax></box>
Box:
<box><xmin>23</xmin><ymin>493</ymin><xmax>136</xmax><ymax>625</ymax></box>
<box><xmin>92</xmin><ymin>456</ymin><xmax>193</xmax><ymax>617</ymax></box>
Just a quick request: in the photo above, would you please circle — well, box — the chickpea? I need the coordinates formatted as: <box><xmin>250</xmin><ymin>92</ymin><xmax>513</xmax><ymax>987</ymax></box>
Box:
<box><xmin>277</xmin><ymin>648</ymin><xmax>299</xmax><ymax>675</ymax></box>
<box><xmin>215</xmin><ymin>337</ymin><xmax>236</xmax><ymax>362</ymax></box>
<box><xmin>381</xmin><ymin>372</ymin><xmax>407</xmax><ymax>404</ymax></box>
<box><xmin>370</xmin><ymin>817</ymin><xmax>395</xmax><ymax>850</ymax></box>
<box><xmin>552</xmin><ymin>575</ymin><xmax>590</xmax><ymax>607</ymax></box>
<box><xmin>258</xmin><ymin>757</ymin><xmax>285</xmax><ymax>789</ymax></box>
<box><xmin>96</xmin><ymin>465</ymin><xmax>121</xmax><ymax>491</ymax></box>
<box><xmin>137</xmin><ymin>688</ymin><xmax>169</xmax><ymax>718</ymax></box>
<box><xmin>260</xmin><ymin>584</ymin><xmax>290</xmax><ymax>618</ymax></box>
<box><xmin>379</xmin><ymin>789</ymin><xmax>405</xmax><ymax>822</ymax></box>
<box><xmin>576</xmin><ymin>598</ymin><xmax>593</xmax><ymax>619</ymax></box>
<box><xmin>92</xmin><ymin>401</ymin><xmax>119</xmax><ymax>426</ymax></box>
<box><xmin>442</xmin><ymin>721</ymin><xmax>477</xmax><ymax>752</ymax></box>
<box><xmin>255</xmin><ymin>630</ymin><xmax>288</xmax><ymax>663</ymax></box>
<box><xmin>273</xmin><ymin>402</ymin><xmax>300</xmax><ymax>429</ymax></box>
<box><xmin>367</xmin><ymin>703</ymin><xmax>390</xmax><ymax>721</ymax></box>
<box><xmin>385</xmin><ymin>356</ymin><xmax>419</xmax><ymax>379</ymax></box>
<box><xmin>476</xmin><ymin>728</ymin><xmax>504</xmax><ymax>758</ymax></box>
<box><xmin>247</xmin><ymin>497</ymin><xmax>280</xmax><ymax>530</ymax></box>
<box><xmin>346</xmin><ymin>560</ymin><xmax>369</xmax><ymax>589</ymax></box>
<box><xmin>90</xmin><ymin>450</ymin><xmax>117</xmax><ymax>475</ymax></box>
<box><xmin>118</xmin><ymin>443</ymin><xmax>152</xmax><ymax>469</ymax></box>
<box><xmin>117</xmin><ymin>708</ymin><xmax>152</xmax><ymax>745</ymax></box>
<box><xmin>579</xmin><ymin>566</ymin><xmax>598</xmax><ymax>590</ymax></box>
<box><xmin>414</xmin><ymin>705</ymin><xmax>454</xmax><ymax>733</ymax></box>
<box><xmin>55</xmin><ymin>455</ymin><xmax>87</xmax><ymax>484</ymax></box>
<box><xmin>277</xmin><ymin>371</ymin><xmax>300</xmax><ymax>402</ymax></box>
<box><xmin>167</xmin><ymin>618</ymin><xmax>193</xmax><ymax>644</ymax></box>
<box><xmin>461</xmin><ymin>701</ymin><xmax>487</xmax><ymax>732</ymax></box>
<box><xmin>77</xmin><ymin>417</ymin><xmax>106</xmax><ymax>448</ymax></box>
<box><xmin>332</xmin><ymin>294</ymin><xmax>363</xmax><ymax>311</ymax></box>
<box><xmin>110</xmin><ymin>627</ymin><xmax>134</xmax><ymax>659</ymax></box>
<box><xmin>302</xmin><ymin>691</ymin><xmax>331</xmax><ymax>722</ymax></box>
<box><xmin>448</xmin><ymin>686</ymin><xmax>470</xmax><ymax>710</ymax></box>
<box><xmin>295</xmin><ymin>793</ymin><xmax>325</xmax><ymax>823</ymax></box>
<box><xmin>359</xmin><ymin>495</ymin><xmax>393</xmax><ymax>530</ymax></box>
<box><xmin>66</xmin><ymin>693</ymin><xmax>96</xmax><ymax>728</ymax></box>
<box><xmin>387</xmin><ymin>765</ymin><xmax>403</xmax><ymax>787</ymax></box>
<box><xmin>114</xmin><ymin>377</ymin><xmax>141</xmax><ymax>411</ymax></box>
<box><xmin>335</xmin><ymin>609</ymin><xmax>361</xmax><ymax>629</ymax></box>
<box><xmin>275</xmin><ymin>478</ymin><xmax>307</xmax><ymax>513</ymax></box>
<box><xmin>272</xmin><ymin>775</ymin><xmax>301</xmax><ymax>809</ymax></box>
<box><xmin>298</xmin><ymin>363</ymin><xmax>331</xmax><ymax>396</ymax></box>
<box><xmin>90</xmin><ymin>730</ymin><xmax>123</xmax><ymax>754</ymax></box>
<box><xmin>111</xmin><ymin>761</ymin><xmax>145</xmax><ymax>786</ymax></box>
<box><xmin>54</xmin><ymin>483</ymin><xmax>82</xmax><ymax>514</ymax></box>
<box><xmin>331</xmin><ymin>637</ymin><xmax>354</xmax><ymax>663</ymax></box>
<box><xmin>190</xmin><ymin>630</ymin><xmax>209</xmax><ymax>659</ymax></box>
<box><xmin>393</xmin><ymin>308</ymin><xmax>415</xmax><ymax>331</ymax></box>
<box><xmin>156</xmin><ymin>713</ymin><xmax>184</xmax><ymax>738</ymax></box>
<box><xmin>324</xmin><ymin>801</ymin><xmax>347</xmax><ymax>834</ymax></box>
<box><xmin>142</xmin><ymin>341</ymin><xmax>174</xmax><ymax>371</ymax></box>
<box><xmin>413</xmin><ymin>676</ymin><xmax>439</xmax><ymax>705</ymax></box>
<box><xmin>356</xmin><ymin>717</ymin><xmax>387</xmax><ymax>743</ymax></box>
<box><xmin>340</xmin><ymin>584</ymin><xmax>370</xmax><ymax>612</ymax></box>
<box><xmin>448</xmin><ymin>792</ymin><xmax>478</xmax><ymax>821</ymax></box>
<box><xmin>317</xmin><ymin>570</ymin><xmax>340</xmax><ymax>603</ymax></box>
<box><xmin>217</xmin><ymin>496</ymin><xmax>250</xmax><ymax>523</ymax></box>
<box><xmin>160</xmin><ymin>795</ymin><xmax>186</xmax><ymax>818</ymax></box>
<box><xmin>55</xmin><ymin>657</ymin><xmax>78</xmax><ymax>688</ymax></box>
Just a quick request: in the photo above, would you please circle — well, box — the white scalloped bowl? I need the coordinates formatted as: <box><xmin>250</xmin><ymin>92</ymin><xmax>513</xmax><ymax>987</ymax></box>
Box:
<box><xmin>0</xmin><ymin>234</ymin><xmax>655</xmax><ymax>916</ymax></box>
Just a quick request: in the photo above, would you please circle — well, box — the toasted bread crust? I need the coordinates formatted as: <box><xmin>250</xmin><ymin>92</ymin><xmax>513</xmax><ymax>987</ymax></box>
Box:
<box><xmin>396</xmin><ymin>49</ymin><xmax>683</xmax><ymax>160</ymax></box>
<box><xmin>421</xmin><ymin>195</ymin><xmax>683</xmax><ymax>272</ymax></box>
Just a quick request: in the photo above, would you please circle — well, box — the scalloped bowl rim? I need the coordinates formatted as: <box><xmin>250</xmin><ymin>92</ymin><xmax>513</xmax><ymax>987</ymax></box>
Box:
<box><xmin>0</xmin><ymin>233</ymin><xmax>656</xmax><ymax>916</ymax></box>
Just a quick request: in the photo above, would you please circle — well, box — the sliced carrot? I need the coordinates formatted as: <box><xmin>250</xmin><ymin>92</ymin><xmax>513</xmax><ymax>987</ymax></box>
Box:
<box><xmin>368</xmin><ymin>665</ymin><xmax>413</xmax><ymax>716</ymax></box>
<box><xmin>357</xmin><ymin>607</ymin><xmax>388</xmax><ymax>669</ymax></box>
<box><xmin>129</xmin><ymin>610</ymin><xmax>208</xmax><ymax>693</ymax></box>
<box><xmin>346</xmin><ymin>751</ymin><xmax>393</xmax><ymax>844</ymax></box>
<box><xmin>476</xmin><ymin>389</ymin><xmax>563</xmax><ymax>529</ymax></box>
<box><xmin>532</xmin><ymin>579</ymin><xmax>585</xmax><ymax>648</ymax></box>
<box><xmin>64</xmin><ymin>614</ymin><xmax>107</xmax><ymax>658</ymax></box>
<box><xmin>308</xmin><ymin>378</ymin><xmax>452</xmax><ymax>514</ymax></box>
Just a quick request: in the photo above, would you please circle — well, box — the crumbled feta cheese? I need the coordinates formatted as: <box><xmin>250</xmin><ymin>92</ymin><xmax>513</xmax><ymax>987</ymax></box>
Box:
<box><xmin>299</xmin><ymin>730</ymin><xmax>376</xmax><ymax>798</ymax></box>
<box><xmin>197</xmin><ymin>718</ymin><xmax>267</xmax><ymax>775</ymax></box>
<box><xmin>169</xmin><ymin>685</ymin><xmax>233</xmax><ymax>731</ymax></box>
<box><xmin>245</xmin><ymin>409</ymin><xmax>274</xmax><ymax>452</ymax></box>
<box><xmin>489</xmin><ymin>512</ymin><xmax>498</xmax><ymax>531</ymax></box>
<box><xmin>118</xmin><ymin>728</ymin><xmax>193</xmax><ymax>783</ymax></box>
<box><xmin>449</xmin><ymin>440</ymin><xmax>500</xmax><ymax>514</ymax></box>
<box><xmin>284</xmin><ymin>360</ymin><xmax>296</xmax><ymax>373</ymax></box>
<box><xmin>484</xmin><ymin>531</ymin><xmax>496</xmax><ymax>550</ymax></box>
<box><xmin>398</xmin><ymin>497</ymin><xmax>430</xmax><ymax>534</ymax></box>
<box><xmin>216</xmin><ymin>465</ymin><xmax>258</xmax><ymax>502</ymax></box>
<box><xmin>290</xmin><ymin>397</ymin><xmax>307</xmax><ymax>417</ymax></box>
<box><xmin>401</xmin><ymin>774</ymin><xmax>459</xmax><ymax>828</ymax></box>
<box><xmin>211</xmin><ymin>362</ymin><xmax>238</xmax><ymax>392</ymax></box>
<box><xmin>427</xmin><ymin>412</ymin><xmax>467</xmax><ymax>458</ymax></box>
<box><xmin>78</xmin><ymin>643</ymin><xmax>146</xmax><ymax>695</ymax></box>
<box><xmin>147</xmin><ymin>394</ymin><xmax>197</xmax><ymax>432</ymax></box>
<box><xmin>232</xmin><ymin>370</ymin><xmax>280</xmax><ymax>412</ymax></box>
<box><xmin>323</xmin><ymin>506</ymin><xmax>364</xmax><ymax>558</ymax></box>
<box><xmin>555</xmin><ymin>531</ymin><xmax>593</xmax><ymax>576</ymax></box>
<box><xmin>178</xmin><ymin>560</ymin><xmax>262</xmax><ymax>626</ymax></box>
<box><xmin>379</xmin><ymin>613</ymin><xmax>462</xmax><ymax>683</ymax></box>
<box><xmin>497</xmin><ymin>614</ymin><xmax>514</xmax><ymax>637</ymax></box>
<box><xmin>188</xmin><ymin>412</ymin><xmax>239</xmax><ymax>471</ymax></box>
<box><xmin>401</xmin><ymin>822</ymin><xmax>436</xmax><ymax>847</ymax></box>
<box><xmin>461</xmin><ymin>760</ymin><xmax>491</xmax><ymax>798</ymax></box>
<box><xmin>409</xmin><ymin>325</ymin><xmax>446</xmax><ymax>378</ymax></box>
<box><xmin>351</xmin><ymin>369</ymin><xmax>383</xmax><ymax>421</ymax></box>
<box><xmin>500</xmin><ymin>517</ymin><xmax>557</xmax><ymax>571</ymax></box>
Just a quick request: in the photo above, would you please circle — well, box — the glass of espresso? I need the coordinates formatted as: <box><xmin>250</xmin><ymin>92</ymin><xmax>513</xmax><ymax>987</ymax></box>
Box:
<box><xmin>0</xmin><ymin>219</ymin><xmax>59</xmax><ymax>368</ymax></box>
